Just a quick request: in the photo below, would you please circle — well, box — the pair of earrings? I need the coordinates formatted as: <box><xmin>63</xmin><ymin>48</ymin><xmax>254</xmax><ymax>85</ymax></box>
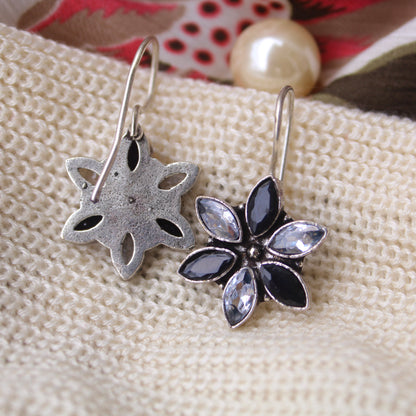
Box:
<box><xmin>62</xmin><ymin>37</ymin><xmax>327</xmax><ymax>328</ymax></box>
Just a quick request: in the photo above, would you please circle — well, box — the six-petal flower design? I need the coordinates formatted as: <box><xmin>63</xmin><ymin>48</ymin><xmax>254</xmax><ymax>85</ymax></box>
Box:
<box><xmin>179</xmin><ymin>175</ymin><xmax>327</xmax><ymax>328</ymax></box>
<box><xmin>62</xmin><ymin>133</ymin><xmax>199</xmax><ymax>280</ymax></box>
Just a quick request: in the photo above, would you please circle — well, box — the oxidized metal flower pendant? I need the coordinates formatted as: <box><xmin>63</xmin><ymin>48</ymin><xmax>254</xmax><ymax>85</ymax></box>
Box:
<box><xmin>179</xmin><ymin>175</ymin><xmax>327</xmax><ymax>327</ymax></box>
<box><xmin>62</xmin><ymin>36</ymin><xmax>199</xmax><ymax>280</ymax></box>
<box><xmin>62</xmin><ymin>132</ymin><xmax>199</xmax><ymax>280</ymax></box>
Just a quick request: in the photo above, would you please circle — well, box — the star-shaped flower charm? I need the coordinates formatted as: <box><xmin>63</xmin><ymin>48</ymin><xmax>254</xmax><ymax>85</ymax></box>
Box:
<box><xmin>178</xmin><ymin>175</ymin><xmax>327</xmax><ymax>328</ymax></box>
<box><xmin>62</xmin><ymin>133</ymin><xmax>199</xmax><ymax>280</ymax></box>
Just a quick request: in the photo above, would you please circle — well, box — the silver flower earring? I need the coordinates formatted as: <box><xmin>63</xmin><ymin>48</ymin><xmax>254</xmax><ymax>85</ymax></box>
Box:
<box><xmin>62</xmin><ymin>36</ymin><xmax>199</xmax><ymax>280</ymax></box>
<box><xmin>179</xmin><ymin>86</ymin><xmax>327</xmax><ymax>328</ymax></box>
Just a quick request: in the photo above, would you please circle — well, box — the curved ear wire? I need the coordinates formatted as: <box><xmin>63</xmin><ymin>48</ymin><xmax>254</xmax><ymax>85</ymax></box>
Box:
<box><xmin>270</xmin><ymin>85</ymin><xmax>294</xmax><ymax>182</ymax></box>
<box><xmin>91</xmin><ymin>36</ymin><xmax>159</xmax><ymax>203</ymax></box>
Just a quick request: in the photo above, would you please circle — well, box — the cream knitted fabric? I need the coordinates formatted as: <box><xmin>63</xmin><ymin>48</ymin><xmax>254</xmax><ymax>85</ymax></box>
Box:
<box><xmin>1</xmin><ymin>24</ymin><xmax>415</xmax><ymax>416</ymax></box>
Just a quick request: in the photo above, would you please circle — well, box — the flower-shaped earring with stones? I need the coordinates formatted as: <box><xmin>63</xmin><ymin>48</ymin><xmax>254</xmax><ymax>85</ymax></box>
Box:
<box><xmin>179</xmin><ymin>86</ymin><xmax>327</xmax><ymax>328</ymax></box>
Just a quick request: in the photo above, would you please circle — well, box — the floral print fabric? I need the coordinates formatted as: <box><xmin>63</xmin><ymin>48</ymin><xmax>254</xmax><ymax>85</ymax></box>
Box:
<box><xmin>1</xmin><ymin>0</ymin><xmax>415</xmax><ymax>118</ymax></box>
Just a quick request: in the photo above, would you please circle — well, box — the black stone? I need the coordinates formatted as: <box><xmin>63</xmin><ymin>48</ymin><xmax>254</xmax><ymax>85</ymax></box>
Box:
<box><xmin>259</xmin><ymin>263</ymin><xmax>307</xmax><ymax>308</ymax></box>
<box><xmin>246</xmin><ymin>176</ymin><xmax>280</xmax><ymax>236</ymax></box>
<box><xmin>179</xmin><ymin>248</ymin><xmax>236</xmax><ymax>282</ymax></box>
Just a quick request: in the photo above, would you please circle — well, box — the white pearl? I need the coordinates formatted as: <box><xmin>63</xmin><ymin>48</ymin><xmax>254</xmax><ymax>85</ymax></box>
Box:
<box><xmin>230</xmin><ymin>19</ymin><xmax>321</xmax><ymax>97</ymax></box>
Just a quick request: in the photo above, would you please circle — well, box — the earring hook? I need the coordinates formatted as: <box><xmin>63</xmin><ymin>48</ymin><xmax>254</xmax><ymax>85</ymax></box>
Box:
<box><xmin>91</xmin><ymin>36</ymin><xmax>159</xmax><ymax>203</ymax></box>
<box><xmin>270</xmin><ymin>85</ymin><xmax>294</xmax><ymax>182</ymax></box>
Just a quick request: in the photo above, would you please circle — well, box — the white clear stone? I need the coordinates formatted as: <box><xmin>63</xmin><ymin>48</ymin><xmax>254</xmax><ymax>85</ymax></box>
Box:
<box><xmin>223</xmin><ymin>268</ymin><xmax>256</xmax><ymax>327</ymax></box>
<box><xmin>197</xmin><ymin>198</ymin><xmax>240</xmax><ymax>242</ymax></box>
<box><xmin>268</xmin><ymin>221</ymin><xmax>326</xmax><ymax>257</ymax></box>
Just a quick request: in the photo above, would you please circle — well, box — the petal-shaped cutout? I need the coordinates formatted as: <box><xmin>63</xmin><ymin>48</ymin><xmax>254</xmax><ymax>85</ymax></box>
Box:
<box><xmin>158</xmin><ymin>173</ymin><xmax>186</xmax><ymax>190</ymax></box>
<box><xmin>246</xmin><ymin>176</ymin><xmax>282</xmax><ymax>237</ymax></box>
<box><xmin>66</xmin><ymin>157</ymin><xmax>103</xmax><ymax>190</ymax></box>
<box><xmin>156</xmin><ymin>218</ymin><xmax>183</xmax><ymax>238</ymax></box>
<box><xmin>259</xmin><ymin>262</ymin><xmax>309</xmax><ymax>309</ymax></box>
<box><xmin>110</xmin><ymin>232</ymin><xmax>145</xmax><ymax>280</ymax></box>
<box><xmin>74</xmin><ymin>215</ymin><xmax>103</xmax><ymax>231</ymax></box>
<box><xmin>127</xmin><ymin>140</ymin><xmax>140</xmax><ymax>171</ymax></box>
<box><xmin>61</xmin><ymin>209</ymin><xmax>104</xmax><ymax>244</ymax></box>
<box><xmin>178</xmin><ymin>247</ymin><xmax>237</xmax><ymax>282</ymax></box>
<box><xmin>267</xmin><ymin>221</ymin><xmax>327</xmax><ymax>258</ymax></box>
<box><xmin>196</xmin><ymin>197</ymin><xmax>242</xmax><ymax>243</ymax></box>
<box><xmin>156</xmin><ymin>213</ymin><xmax>195</xmax><ymax>250</ymax></box>
<box><xmin>223</xmin><ymin>267</ymin><xmax>258</xmax><ymax>328</ymax></box>
<box><xmin>158</xmin><ymin>162</ymin><xmax>199</xmax><ymax>195</ymax></box>
<box><xmin>121</xmin><ymin>232</ymin><xmax>135</xmax><ymax>265</ymax></box>
<box><xmin>78</xmin><ymin>168</ymin><xmax>99</xmax><ymax>186</ymax></box>
<box><xmin>114</xmin><ymin>134</ymin><xmax>149</xmax><ymax>176</ymax></box>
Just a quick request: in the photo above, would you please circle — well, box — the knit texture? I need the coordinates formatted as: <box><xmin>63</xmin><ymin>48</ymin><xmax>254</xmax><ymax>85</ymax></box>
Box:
<box><xmin>0</xmin><ymin>24</ymin><xmax>415</xmax><ymax>415</ymax></box>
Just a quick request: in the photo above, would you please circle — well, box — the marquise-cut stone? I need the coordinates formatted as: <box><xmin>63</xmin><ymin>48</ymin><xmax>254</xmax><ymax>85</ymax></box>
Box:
<box><xmin>223</xmin><ymin>268</ymin><xmax>257</xmax><ymax>327</ymax></box>
<box><xmin>246</xmin><ymin>176</ymin><xmax>280</xmax><ymax>236</ymax></box>
<box><xmin>259</xmin><ymin>262</ymin><xmax>307</xmax><ymax>308</ymax></box>
<box><xmin>268</xmin><ymin>221</ymin><xmax>326</xmax><ymax>258</ymax></box>
<box><xmin>197</xmin><ymin>197</ymin><xmax>241</xmax><ymax>242</ymax></box>
<box><xmin>178</xmin><ymin>248</ymin><xmax>236</xmax><ymax>282</ymax></box>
